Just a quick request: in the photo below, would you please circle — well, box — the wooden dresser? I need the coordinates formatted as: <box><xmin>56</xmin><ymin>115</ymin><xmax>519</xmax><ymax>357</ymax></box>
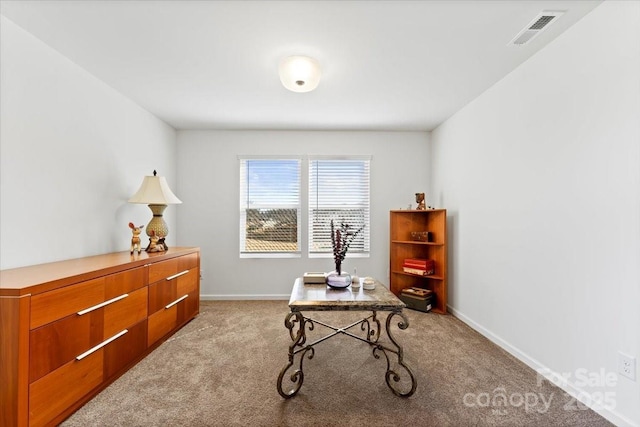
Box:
<box><xmin>0</xmin><ymin>247</ymin><xmax>200</xmax><ymax>427</ymax></box>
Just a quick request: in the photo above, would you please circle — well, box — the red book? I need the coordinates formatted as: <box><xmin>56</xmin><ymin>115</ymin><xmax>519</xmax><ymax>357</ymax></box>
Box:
<box><xmin>403</xmin><ymin>262</ymin><xmax>427</xmax><ymax>269</ymax></box>
<box><xmin>403</xmin><ymin>259</ymin><xmax>434</xmax><ymax>269</ymax></box>
<box><xmin>404</xmin><ymin>258</ymin><xmax>429</xmax><ymax>267</ymax></box>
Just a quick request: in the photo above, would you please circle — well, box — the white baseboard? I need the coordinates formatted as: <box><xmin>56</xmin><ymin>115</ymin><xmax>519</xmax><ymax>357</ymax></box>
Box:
<box><xmin>447</xmin><ymin>305</ymin><xmax>637</xmax><ymax>427</ymax></box>
<box><xmin>200</xmin><ymin>294</ymin><xmax>289</xmax><ymax>301</ymax></box>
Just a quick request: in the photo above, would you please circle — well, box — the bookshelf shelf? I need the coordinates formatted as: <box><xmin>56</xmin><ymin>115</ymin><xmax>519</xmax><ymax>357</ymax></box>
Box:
<box><xmin>390</xmin><ymin>209</ymin><xmax>447</xmax><ymax>314</ymax></box>
<box><xmin>391</xmin><ymin>240</ymin><xmax>445</xmax><ymax>246</ymax></box>
<box><xmin>391</xmin><ymin>271</ymin><xmax>444</xmax><ymax>281</ymax></box>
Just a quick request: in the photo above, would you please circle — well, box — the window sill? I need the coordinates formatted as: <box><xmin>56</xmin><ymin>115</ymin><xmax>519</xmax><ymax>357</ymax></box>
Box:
<box><xmin>308</xmin><ymin>253</ymin><xmax>370</xmax><ymax>259</ymax></box>
<box><xmin>240</xmin><ymin>253</ymin><xmax>302</xmax><ymax>259</ymax></box>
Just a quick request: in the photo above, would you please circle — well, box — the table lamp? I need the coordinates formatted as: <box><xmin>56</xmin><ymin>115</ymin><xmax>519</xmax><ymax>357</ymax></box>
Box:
<box><xmin>128</xmin><ymin>170</ymin><xmax>182</xmax><ymax>243</ymax></box>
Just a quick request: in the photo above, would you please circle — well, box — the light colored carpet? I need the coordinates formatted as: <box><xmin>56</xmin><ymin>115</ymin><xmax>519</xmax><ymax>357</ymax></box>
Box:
<box><xmin>62</xmin><ymin>300</ymin><xmax>612</xmax><ymax>426</ymax></box>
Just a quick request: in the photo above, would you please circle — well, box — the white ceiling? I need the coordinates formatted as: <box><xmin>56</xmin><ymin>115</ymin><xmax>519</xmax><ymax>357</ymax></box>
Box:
<box><xmin>0</xmin><ymin>0</ymin><xmax>602</xmax><ymax>131</ymax></box>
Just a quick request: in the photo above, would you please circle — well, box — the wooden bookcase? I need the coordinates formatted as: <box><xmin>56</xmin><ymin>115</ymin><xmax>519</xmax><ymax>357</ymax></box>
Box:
<box><xmin>389</xmin><ymin>209</ymin><xmax>447</xmax><ymax>314</ymax></box>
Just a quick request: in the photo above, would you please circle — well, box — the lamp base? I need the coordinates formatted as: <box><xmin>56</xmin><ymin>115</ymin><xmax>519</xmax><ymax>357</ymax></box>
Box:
<box><xmin>146</xmin><ymin>204</ymin><xmax>169</xmax><ymax>237</ymax></box>
<box><xmin>145</xmin><ymin>204</ymin><xmax>169</xmax><ymax>252</ymax></box>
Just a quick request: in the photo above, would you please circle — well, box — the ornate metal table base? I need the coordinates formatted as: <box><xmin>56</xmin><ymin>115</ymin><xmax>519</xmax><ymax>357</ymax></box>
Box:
<box><xmin>277</xmin><ymin>309</ymin><xmax>417</xmax><ymax>398</ymax></box>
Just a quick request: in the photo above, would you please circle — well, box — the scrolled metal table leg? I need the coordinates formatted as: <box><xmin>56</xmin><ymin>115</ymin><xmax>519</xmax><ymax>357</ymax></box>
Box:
<box><xmin>361</xmin><ymin>310</ymin><xmax>381</xmax><ymax>343</ymax></box>
<box><xmin>277</xmin><ymin>311</ymin><xmax>313</xmax><ymax>398</ymax></box>
<box><xmin>372</xmin><ymin>310</ymin><xmax>417</xmax><ymax>397</ymax></box>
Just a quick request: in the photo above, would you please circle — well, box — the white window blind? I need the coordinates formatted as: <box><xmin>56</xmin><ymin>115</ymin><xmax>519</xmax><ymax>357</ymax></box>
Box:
<box><xmin>239</xmin><ymin>158</ymin><xmax>301</xmax><ymax>256</ymax></box>
<box><xmin>308</xmin><ymin>157</ymin><xmax>370</xmax><ymax>257</ymax></box>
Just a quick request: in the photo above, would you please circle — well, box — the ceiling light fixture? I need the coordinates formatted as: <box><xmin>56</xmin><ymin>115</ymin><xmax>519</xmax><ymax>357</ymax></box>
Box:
<box><xmin>279</xmin><ymin>56</ymin><xmax>321</xmax><ymax>93</ymax></box>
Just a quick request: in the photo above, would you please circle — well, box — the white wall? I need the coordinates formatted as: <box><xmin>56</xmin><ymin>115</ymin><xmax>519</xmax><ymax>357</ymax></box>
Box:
<box><xmin>176</xmin><ymin>130</ymin><xmax>430</xmax><ymax>298</ymax></box>
<box><xmin>430</xmin><ymin>2</ymin><xmax>640</xmax><ymax>426</ymax></box>
<box><xmin>0</xmin><ymin>16</ymin><xmax>178</xmax><ymax>270</ymax></box>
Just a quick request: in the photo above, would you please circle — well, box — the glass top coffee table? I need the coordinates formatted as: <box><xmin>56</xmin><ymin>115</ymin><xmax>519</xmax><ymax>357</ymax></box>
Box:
<box><xmin>276</xmin><ymin>278</ymin><xmax>417</xmax><ymax>398</ymax></box>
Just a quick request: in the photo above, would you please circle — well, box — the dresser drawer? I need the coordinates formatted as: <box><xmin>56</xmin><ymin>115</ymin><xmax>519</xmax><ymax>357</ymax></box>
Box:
<box><xmin>176</xmin><ymin>268</ymin><xmax>198</xmax><ymax>298</ymax></box>
<box><xmin>30</xmin><ymin>277</ymin><xmax>104</xmax><ymax>329</ymax></box>
<box><xmin>104</xmin><ymin>320</ymin><xmax>147</xmax><ymax>380</ymax></box>
<box><xmin>147</xmin><ymin>264</ymin><xmax>199</xmax><ymax>346</ymax></box>
<box><xmin>29</xmin><ymin>309</ymin><xmax>102</xmax><ymax>383</ymax></box>
<box><xmin>29</xmin><ymin>349</ymin><xmax>104</xmax><ymax>427</ymax></box>
<box><xmin>148</xmin><ymin>269</ymin><xmax>198</xmax><ymax>314</ymax></box>
<box><xmin>30</xmin><ymin>267</ymin><xmax>146</xmax><ymax>330</ymax></box>
<box><xmin>147</xmin><ymin>303</ymin><xmax>179</xmax><ymax>346</ymax></box>
<box><xmin>104</xmin><ymin>286</ymin><xmax>148</xmax><ymax>338</ymax></box>
<box><xmin>148</xmin><ymin>253</ymin><xmax>198</xmax><ymax>284</ymax></box>
<box><xmin>105</xmin><ymin>266</ymin><xmax>146</xmax><ymax>298</ymax></box>
<box><xmin>147</xmin><ymin>284</ymin><xmax>198</xmax><ymax>347</ymax></box>
<box><xmin>30</xmin><ymin>286</ymin><xmax>148</xmax><ymax>383</ymax></box>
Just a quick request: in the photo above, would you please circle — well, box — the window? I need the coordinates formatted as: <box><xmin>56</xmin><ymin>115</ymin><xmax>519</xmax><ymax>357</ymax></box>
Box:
<box><xmin>239</xmin><ymin>158</ymin><xmax>301</xmax><ymax>257</ymax></box>
<box><xmin>308</xmin><ymin>157</ymin><xmax>370</xmax><ymax>257</ymax></box>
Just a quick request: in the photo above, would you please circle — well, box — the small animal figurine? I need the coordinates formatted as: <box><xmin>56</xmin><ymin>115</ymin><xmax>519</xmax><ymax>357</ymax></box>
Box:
<box><xmin>146</xmin><ymin>231</ymin><xmax>158</xmax><ymax>252</ymax></box>
<box><xmin>129</xmin><ymin>222</ymin><xmax>144</xmax><ymax>254</ymax></box>
<box><xmin>146</xmin><ymin>231</ymin><xmax>167</xmax><ymax>252</ymax></box>
<box><xmin>157</xmin><ymin>237</ymin><xmax>168</xmax><ymax>251</ymax></box>
<box><xmin>415</xmin><ymin>193</ymin><xmax>426</xmax><ymax>210</ymax></box>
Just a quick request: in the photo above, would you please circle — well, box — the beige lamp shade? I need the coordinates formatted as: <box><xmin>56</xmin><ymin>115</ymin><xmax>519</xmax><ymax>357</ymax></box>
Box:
<box><xmin>128</xmin><ymin>172</ymin><xmax>182</xmax><ymax>205</ymax></box>
<box><xmin>279</xmin><ymin>56</ymin><xmax>321</xmax><ymax>93</ymax></box>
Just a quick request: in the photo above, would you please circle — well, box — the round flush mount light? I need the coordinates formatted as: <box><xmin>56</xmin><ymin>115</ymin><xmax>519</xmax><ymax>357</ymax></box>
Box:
<box><xmin>279</xmin><ymin>56</ymin><xmax>321</xmax><ymax>93</ymax></box>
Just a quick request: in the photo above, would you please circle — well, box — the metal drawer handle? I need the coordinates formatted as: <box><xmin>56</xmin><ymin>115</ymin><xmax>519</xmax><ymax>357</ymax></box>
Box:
<box><xmin>77</xmin><ymin>294</ymin><xmax>129</xmax><ymax>316</ymax></box>
<box><xmin>76</xmin><ymin>329</ymin><xmax>128</xmax><ymax>361</ymax></box>
<box><xmin>165</xmin><ymin>294</ymin><xmax>188</xmax><ymax>309</ymax></box>
<box><xmin>166</xmin><ymin>270</ymin><xmax>189</xmax><ymax>281</ymax></box>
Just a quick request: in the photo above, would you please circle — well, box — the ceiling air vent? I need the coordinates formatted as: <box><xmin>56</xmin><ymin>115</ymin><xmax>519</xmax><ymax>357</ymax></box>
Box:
<box><xmin>509</xmin><ymin>10</ymin><xmax>564</xmax><ymax>46</ymax></box>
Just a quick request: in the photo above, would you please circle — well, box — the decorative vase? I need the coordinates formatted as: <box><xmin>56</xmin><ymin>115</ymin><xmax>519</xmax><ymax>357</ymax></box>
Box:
<box><xmin>326</xmin><ymin>265</ymin><xmax>351</xmax><ymax>289</ymax></box>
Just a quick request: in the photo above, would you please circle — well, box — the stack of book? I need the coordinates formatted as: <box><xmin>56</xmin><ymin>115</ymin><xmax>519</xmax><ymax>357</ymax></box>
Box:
<box><xmin>402</xmin><ymin>258</ymin><xmax>435</xmax><ymax>276</ymax></box>
<box><xmin>399</xmin><ymin>287</ymin><xmax>434</xmax><ymax>312</ymax></box>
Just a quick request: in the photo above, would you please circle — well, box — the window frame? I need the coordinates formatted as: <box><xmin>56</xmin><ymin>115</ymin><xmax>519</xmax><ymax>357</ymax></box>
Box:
<box><xmin>239</xmin><ymin>156</ymin><xmax>302</xmax><ymax>259</ymax></box>
<box><xmin>307</xmin><ymin>155</ymin><xmax>371</xmax><ymax>259</ymax></box>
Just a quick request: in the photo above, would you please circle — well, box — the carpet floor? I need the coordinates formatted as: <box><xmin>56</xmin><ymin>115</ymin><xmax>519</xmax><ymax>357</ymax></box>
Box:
<box><xmin>62</xmin><ymin>300</ymin><xmax>612</xmax><ymax>426</ymax></box>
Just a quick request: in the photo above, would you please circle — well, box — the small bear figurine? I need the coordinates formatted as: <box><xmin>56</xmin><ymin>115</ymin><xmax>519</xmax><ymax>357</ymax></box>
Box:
<box><xmin>129</xmin><ymin>222</ymin><xmax>144</xmax><ymax>254</ymax></box>
<box><xmin>415</xmin><ymin>193</ymin><xmax>426</xmax><ymax>210</ymax></box>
